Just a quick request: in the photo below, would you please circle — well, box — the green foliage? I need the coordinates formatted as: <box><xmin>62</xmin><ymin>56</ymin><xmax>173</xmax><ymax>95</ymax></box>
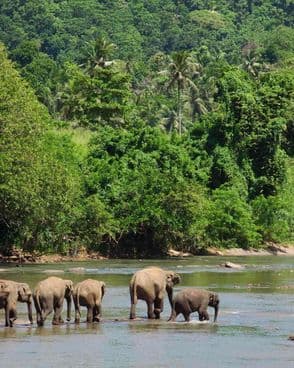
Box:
<box><xmin>207</xmin><ymin>186</ymin><xmax>262</xmax><ymax>249</ymax></box>
<box><xmin>84</xmin><ymin>125</ymin><xmax>209</xmax><ymax>256</ymax></box>
<box><xmin>189</xmin><ymin>10</ymin><xmax>227</xmax><ymax>30</ymax></box>
<box><xmin>0</xmin><ymin>1</ymin><xmax>293</xmax><ymax>256</ymax></box>
<box><xmin>0</xmin><ymin>44</ymin><xmax>82</xmax><ymax>252</ymax></box>
<box><xmin>59</xmin><ymin>59</ymin><xmax>131</xmax><ymax>128</ymax></box>
<box><xmin>252</xmin><ymin>159</ymin><xmax>294</xmax><ymax>243</ymax></box>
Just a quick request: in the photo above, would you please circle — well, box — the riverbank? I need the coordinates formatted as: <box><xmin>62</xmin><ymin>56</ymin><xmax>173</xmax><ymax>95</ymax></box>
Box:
<box><xmin>0</xmin><ymin>247</ymin><xmax>106</xmax><ymax>265</ymax></box>
<box><xmin>201</xmin><ymin>243</ymin><xmax>294</xmax><ymax>257</ymax></box>
<box><xmin>0</xmin><ymin>242</ymin><xmax>293</xmax><ymax>264</ymax></box>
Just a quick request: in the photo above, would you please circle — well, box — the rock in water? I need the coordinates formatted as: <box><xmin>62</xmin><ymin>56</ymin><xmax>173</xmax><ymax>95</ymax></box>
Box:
<box><xmin>222</xmin><ymin>261</ymin><xmax>244</xmax><ymax>269</ymax></box>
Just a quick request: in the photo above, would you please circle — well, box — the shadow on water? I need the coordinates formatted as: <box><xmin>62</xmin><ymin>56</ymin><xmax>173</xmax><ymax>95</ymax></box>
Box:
<box><xmin>127</xmin><ymin>319</ymin><xmax>219</xmax><ymax>334</ymax></box>
<box><xmin>0</xmin><ymin>322</ymin><xmax>104</xmax><ymax>339</ymax></box>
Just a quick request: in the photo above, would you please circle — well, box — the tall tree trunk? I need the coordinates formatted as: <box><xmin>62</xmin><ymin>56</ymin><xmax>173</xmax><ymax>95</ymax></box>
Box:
<box><xmin>177</xmin><ymin>82</ymin><xmax>182</xmax><ymax>136</ymax></box>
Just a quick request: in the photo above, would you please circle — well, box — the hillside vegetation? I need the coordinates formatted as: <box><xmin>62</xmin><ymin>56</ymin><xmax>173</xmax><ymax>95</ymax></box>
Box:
<box><xmin>0</xmin><ymin>1</ymin><xmax>293</xmax><ymax>257</ymax></box>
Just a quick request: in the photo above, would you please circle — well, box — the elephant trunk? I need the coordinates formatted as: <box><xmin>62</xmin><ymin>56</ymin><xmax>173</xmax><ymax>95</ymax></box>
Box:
<box><xmin>214</xmin><ymin>304</ymin><xmax>219</xmax><ymax>322</ymax></box>
<box><xmin>66</xmin><ymin>295</ymin><xmax>72</xmax><ymax>321</ymax></box>
<box><xmin>167</xmin><ymin>287</ymin><xmax>173</xmax><ymax>310</ymax></box>
<box><xmin>27</xmin><ymin>296</ymin><xmax>33</xmax><ymax>324</ymax></box>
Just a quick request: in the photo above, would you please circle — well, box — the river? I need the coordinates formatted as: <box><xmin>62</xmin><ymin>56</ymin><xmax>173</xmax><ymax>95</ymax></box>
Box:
<box><xmin>0</xmin><ymin>256</ymin><xmax>293</xmax><ymax>367</ymax></box>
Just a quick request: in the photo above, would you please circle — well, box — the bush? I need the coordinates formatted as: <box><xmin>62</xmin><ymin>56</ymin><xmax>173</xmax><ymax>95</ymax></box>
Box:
<box><xmin>207</xmin><ymin>186</ymin><xmax>261</xmax><ymax>249</ymax></box>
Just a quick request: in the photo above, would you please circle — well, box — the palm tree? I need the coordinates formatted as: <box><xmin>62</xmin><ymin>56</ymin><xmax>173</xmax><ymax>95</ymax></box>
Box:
<box><xmin>241</xmin><ymin>43</ymin><xmax>269</xmax><ymax>78</ymax></box>
<box><xmin>165</xmin><ymin>51</ymin><xmax>199</xmax><ymax>135</ymax></box>
<box><xmin>159</xmin><ymin>105</ymin><xmax>179</xmax><ymax>134</ymax></box>
<box><xmin>83</xmin><ymin>37</ymin><xmax>117</xmax><ymax>76</ymax></box>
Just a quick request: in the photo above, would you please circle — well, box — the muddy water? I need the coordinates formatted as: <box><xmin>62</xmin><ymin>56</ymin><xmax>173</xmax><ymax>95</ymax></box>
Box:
<box><xmin>0</xmin><ymin>256</ymin><xmax>293</xmax><ymax>367</ymax></box>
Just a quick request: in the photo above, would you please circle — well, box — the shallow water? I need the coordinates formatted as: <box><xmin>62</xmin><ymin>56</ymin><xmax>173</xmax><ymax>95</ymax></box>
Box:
<box><xmin>0</xmin><ymin>256</ymin><xmax>293</xmax><ymax>367</ymax></box>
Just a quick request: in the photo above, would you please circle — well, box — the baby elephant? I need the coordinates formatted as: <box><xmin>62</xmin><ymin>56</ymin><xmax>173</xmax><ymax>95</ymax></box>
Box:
<box><xmin>73</xmin><ymin>279</ymin><xmax>105</xmax><ymax>323</ymax></box>
<box><xmin>168</xmin><ymin>288</ymin><xmax>219</xmax><ymax>322</ymax></box>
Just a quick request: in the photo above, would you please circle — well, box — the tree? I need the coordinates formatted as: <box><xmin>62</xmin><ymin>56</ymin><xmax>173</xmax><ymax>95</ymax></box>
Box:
<box><xmin>241</xmin><ymin>43</ymin><xmax>269</xmax><ymax>78</ymax></box>
<box><xmin>0</xmin><ymin>44</ymin><xmax>82</xmax><ymax>252</ymax></box>
<box><xmin>59</xmin><ymin>59</ymin><xmax>131</xmax><ymax>128</ymax></box>
<box><xmin>82</xmin><ymin>37</ymin><xmax>117</xmax><ymax>76</ymax></box>
<box><xmin>84</xmin><ymin>124</ymin><xmax>209</xmax><ymax>256</ymax></box>
<box><xmin>165</xmin><ymin>51</ymin><xmax>199</xmax><ymax>135</ymax></box>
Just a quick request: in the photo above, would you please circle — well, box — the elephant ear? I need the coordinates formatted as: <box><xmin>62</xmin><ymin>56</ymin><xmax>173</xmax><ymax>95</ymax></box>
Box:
<box><xmin>165</xmin><ymin>272</ymin><xmax>173</xmax><ymax>284</ymax></box>
<box><xmin>172</xmin><ymin>273</ymin><xmax>181</xmax><ymax>285</ymax></box>
<box><xmin>19</xmin><ymin>283</ymin><xmax>30</xmax><ymax>294</ymax></box>
<box><xmin>0</xmin><ymin>282</ymin><xmax>9</xmax><ymax>293</ymax></box>
<box><xmin>166</xmin><ymin>272</ymin><xmax>180</xmax><ymax>286</ymax></box>
<box><xmin>209</xmin><ymin>293</ymin><xmax>219</xmax><ymax>306</ymax></box>
<box><xmin>17</xmin><ymin>284</ymin><xmax>26</xmax><ymax>298</ymax></box>
<box><xmin>65</xmin><ymin>280</ymin><xmax>74</xmax><ymax>293</ymax></box>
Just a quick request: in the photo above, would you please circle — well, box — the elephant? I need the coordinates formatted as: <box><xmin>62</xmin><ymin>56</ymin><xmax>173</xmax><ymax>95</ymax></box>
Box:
<box><xmin>33</xmin><ymin>276</ymin><xmax>73</xmax><ymax>326</ymax></box>
<box><xmin>0</xmin><ymin>281</ymin><xmax>12</xmax><ymax>327</ymax></box>
<box><xmin>0</xmin><ymin>279</ymin><xmax>33</xmax><ymax>327</ymax></box>
<box><xmin>168</xmin><ymin>288</ymin><xmax>219</xmax><ymax>322</ymax></box>
<box><xmin>129</xmin><ymin>266</ymin><xmax>181</xmax><ymax>320</ymax></box>
<box><xmin>73</xmin><ymin>279</ymin><xmax>105</xmax><ymax>323</ymax></box>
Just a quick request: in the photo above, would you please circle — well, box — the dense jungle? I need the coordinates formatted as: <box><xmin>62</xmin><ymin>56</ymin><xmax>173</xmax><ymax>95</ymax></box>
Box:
<box><xmin>0</xmin><ymin>0</ymin><xmax>293</xmax><ymax>258</ymax></box>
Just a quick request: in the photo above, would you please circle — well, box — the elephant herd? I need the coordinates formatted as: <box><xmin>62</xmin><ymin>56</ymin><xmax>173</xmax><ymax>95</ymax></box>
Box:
<box><xmin>0</xmin><ymin>266</ymin><xmax>220</xmax><ymax>327</ymax></box>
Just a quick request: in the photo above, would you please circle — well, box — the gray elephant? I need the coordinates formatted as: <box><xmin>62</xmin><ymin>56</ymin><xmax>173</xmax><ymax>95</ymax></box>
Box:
<box><xmin>73</xmin><ymin>279</ymin><xmax>105</xmax><ymax>323</ymax></box>
<box><xmin>129</xmin><ymin>266</ymin><xmax>181</xmax><ymax>320</ymax></box>
<box><xmin>33</xmin><ymin>276</ymin><xmax>73</xmax><ymax>326</ymax></box>
<box><xmin>0</xmin><ymin>279</ymin><xmax>33</xmax><ymax>327</ymax></box>
<box><xmin>168</xmin><ymin>288</ymin><xmax>219</xmax><ymax>322</ymax></box>
<box><xmin>0</xmin><ymin>281</ymin><xmax>12</xmax><ymax>326</ymax></box>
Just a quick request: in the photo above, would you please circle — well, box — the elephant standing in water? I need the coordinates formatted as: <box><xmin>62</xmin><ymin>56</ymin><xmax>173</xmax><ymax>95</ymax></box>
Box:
<box><xmin>129</xmin><ymin>267</ymin><xmax>181</xmax><ymax>320</ymax></box>
<box><xmin>33</xmin><ymin>276</ymin><xmax>73</xmax><ymax>326</ymax></box>
<box><xmin>0</xmin><ymin>280</ymin><xmax>33</xmax><ymax>327</ymax></box>
<box><xmin>168</xmin><ymin>288</ymin><xmax>219</xmax><ymax>322</ymax></box>
<box><xmin>73</xmin><ymin>279</ymin><xmax>105</xmax><ymax>323</ymax></box>
<box><xmin>0</xmin><ymin>281</ymin><xmax>12</xmax><ymax>326</ymax></box>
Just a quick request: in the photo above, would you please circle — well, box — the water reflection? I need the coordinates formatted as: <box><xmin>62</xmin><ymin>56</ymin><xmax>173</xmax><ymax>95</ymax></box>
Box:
<box><xmin>127</xmin><ymin>319</ymin><xmax>219</xmax><ymax>334</ymax></box>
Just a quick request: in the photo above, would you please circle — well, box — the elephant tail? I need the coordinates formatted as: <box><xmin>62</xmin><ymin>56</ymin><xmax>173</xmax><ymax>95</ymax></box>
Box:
<box><xmin>129</xmin><ymin>278</ymin><xmax>138</xmax><ymax>319</ymax></box>
<box><xmin>76</xmin><ymin>285</ymin><xmax>81</xmax><ymax>317</ymax></box>
<box><xmin>101</xmin><ymin>282</ymin><xmax>105</xmax><ymax>300</ymax></box>
<box><xmin>34</xmin><ymin>289</ymin><xmax>43</xmax><ymax>325</ymax></box>
<box><xmin>130</xmin><ymin>278</ymin><xmax>138</xmax><ymax>305</ymax></box>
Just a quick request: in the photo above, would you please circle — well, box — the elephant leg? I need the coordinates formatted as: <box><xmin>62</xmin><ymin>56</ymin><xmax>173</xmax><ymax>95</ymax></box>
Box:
<box><xmin>52</xmin><ymin>304</ymin><xmax>63</xmax><ymax>325</ymax></box>
<box><xmin>130</xmin><ymin>302</ymin><xmax>136</xmax><ymax>319</ymax></box>
<box><xmin>147</xmin><ymin>301</ymin><xmax>155</xmax><ymax>319</ymax></box>
<box><xmin>86</xmin><ymin>306</ymin><xmax>94</xmax><ymax>323</ymax></box>
<box><xmin>198</xmin><ymin>307</ymin><xmax>209</xmax><ymax>321</ymax></box>
<box><xmin>183</xmin><ymin>312</ymin><xmax>191</xmax><ymax>322</ymax></box>
<box><xmin>168</xmin><ymin>309</ymin><xmax>178</xmax><ymax>322</ymax></box>
<box><xmin>73</xmin><ymin>296</ymin><xmax>80</xmax><ymax>323</ymax></box>
<box><xmin>36</xmin><ymin>306</ymin><xmax>44</xmax><ymax>327</ymax></box>
<box><xmin>154</xmin><ymin>298</ymin><xmax>163</xmax><ymax>319</ymax></box>
<box><xmin>130</xmin><ymin>304</ymin><xmax>136</xmax><ymax>319</ymax></box>
<box><xmin>4</xmin><ymin>307</ymin><xmax>10</xmax><ymax>327</ymax></box>
<box><xmin>9</xmin><ymin>308</ymin><xmax>17</xmax><ymax>327</ymax></box>
<box><xmin>93</xmin><ymin>304</ymin><xmax>101</xmax><ymax>322</ymax></box>
<box><xmin>36</xmin><ymin>313</ymin><xmax>43</xmax><ymax>327</ymax></box>
<box><xmin>74</xmin><ymin>308</ymin><xmax>80</xmax><ymax>323</ymax></box>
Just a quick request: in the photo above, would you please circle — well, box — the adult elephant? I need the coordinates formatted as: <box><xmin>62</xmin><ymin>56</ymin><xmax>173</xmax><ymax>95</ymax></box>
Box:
<box><xmin>0</xmin><ymin>279</ymin><xmax>33</xmax><ymax>327</ymax></box>
<box><xmin>0</xmin><ymin>281</ymin><xmax>12</xmax><ymax>327</ymax></box>
<box><xmin>73</xmin><ymin>279</ymin><xmax>105</xmax><ymax>323</ymax></box>
<box><xmin>33</xmin><ymin>276</ymin><xmax>73</xmax><ymax>326</ymax></box>
<box><xmin>129</xmin><ymin>266</ymin><xmax>181</xmax><ymax>320</ymax></box>
<box><xmin>168</xmin><ymin>288</ymin><xmax>219</xmax><ymax>322</ymax></box>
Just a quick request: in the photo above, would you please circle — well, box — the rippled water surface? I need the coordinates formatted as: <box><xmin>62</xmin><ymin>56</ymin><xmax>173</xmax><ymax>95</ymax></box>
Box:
<box><xmin>0</xmin><ymin>256</ymin><xmax>293</xmax><ymax>367</ymax></box>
